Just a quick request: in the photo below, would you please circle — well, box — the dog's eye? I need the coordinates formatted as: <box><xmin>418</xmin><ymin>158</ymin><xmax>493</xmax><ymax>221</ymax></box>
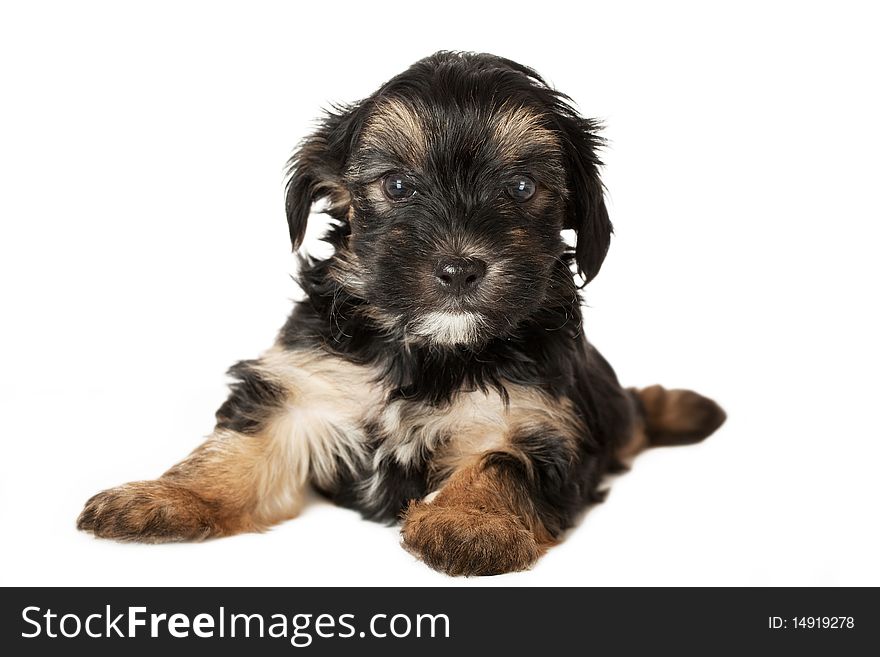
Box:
<box><xmin>382</xmin><ymin>174</ymin><xmax>417</xmax><ymax>201</ymax></box>
<box><xmin>506</xmin><ymin>176</ymin><xmax>537</xmax><ymax>201</ymax></box>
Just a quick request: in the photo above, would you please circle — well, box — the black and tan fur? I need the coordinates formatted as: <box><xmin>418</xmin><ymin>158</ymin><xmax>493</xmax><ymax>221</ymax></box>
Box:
<box><xmin>77</xmin><ymin>52</ymin><xmax>725</xmax><ymax>576</ymax></box>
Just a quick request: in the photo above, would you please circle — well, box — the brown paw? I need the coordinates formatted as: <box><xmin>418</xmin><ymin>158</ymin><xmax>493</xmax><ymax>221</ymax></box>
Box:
<box><xmin>77</xmin><ymin>480</ymin><xmax>222</xmax><ymax>542</ymax></box>
<box><xmin>401</xmin><ymin>501</ymin><xmax>542</xmax><ymax>576</ymax></box>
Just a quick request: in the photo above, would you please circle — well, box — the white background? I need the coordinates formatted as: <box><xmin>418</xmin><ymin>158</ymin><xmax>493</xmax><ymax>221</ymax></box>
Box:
<box><xmin>1</xmin><ymin>0</ymin><xmax>878</xmax><ymax>587</ymax></box>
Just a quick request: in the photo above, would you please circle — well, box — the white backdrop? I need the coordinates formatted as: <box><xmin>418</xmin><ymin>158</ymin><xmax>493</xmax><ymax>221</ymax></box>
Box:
<box><xmin>1</xmin><ymin>0</ymin><xmax>878</xmax><ymax>586</ymax></box>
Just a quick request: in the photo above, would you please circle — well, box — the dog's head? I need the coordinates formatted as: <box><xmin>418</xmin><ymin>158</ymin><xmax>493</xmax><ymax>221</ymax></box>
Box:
<box><xmin>286</xmin><ymin>52</ymin><xmax>611</xmax><ymax>347</ymax></box>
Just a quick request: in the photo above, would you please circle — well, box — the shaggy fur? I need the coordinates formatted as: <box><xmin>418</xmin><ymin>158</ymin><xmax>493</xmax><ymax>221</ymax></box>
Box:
<box><xmin>77</xmin><ymin>52</ymin><xmax>726</xmax><ymax>576</ymax></box>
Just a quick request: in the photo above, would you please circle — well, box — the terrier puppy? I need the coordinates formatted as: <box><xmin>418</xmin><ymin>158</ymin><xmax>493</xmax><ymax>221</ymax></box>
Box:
<box><xmin>78</xmin><ymin>51</ymin><xmax>726</xmax><ymax>576</ymax></box>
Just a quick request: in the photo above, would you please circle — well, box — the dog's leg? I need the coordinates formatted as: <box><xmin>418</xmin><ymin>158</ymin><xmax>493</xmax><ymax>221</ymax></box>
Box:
<box><xmin>401</xmin><ymin>436</ymin><xmax>578</xmax><ymax>576</ymax></box>
<box><xmin>77</xmin><ymin>349</ymin><xmax>370</xmax><ymax>542</ymax></box>
<box><xmin>76</xmin><ymin>423</ymin><xmax>312</xmax><ymax>542</ymax></box>
<box><xmin>617</xmin><ymin>385</ymin><xmax>727</xmax><ymax>461</ymax></box>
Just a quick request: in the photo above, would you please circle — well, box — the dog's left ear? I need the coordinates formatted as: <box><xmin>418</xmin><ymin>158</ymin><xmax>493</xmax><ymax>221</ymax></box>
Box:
<box><xmin>554</xmin><ymin>111</ymin><xmax>613</xmax><ymax>284</ymax></box>
<box><xmin>284</xmin><ymin>104</ymin><xmax>364</xmax><ymax>250</ymax></box>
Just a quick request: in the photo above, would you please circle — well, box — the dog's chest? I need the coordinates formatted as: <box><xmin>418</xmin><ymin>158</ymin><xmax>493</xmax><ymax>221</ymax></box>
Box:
<box><xmin>267</xmin><ymin>347</ymin><xmax>512</xmax><ymax>471</ymax></box>
<box><xmin>265</xmin><ymin>346</ymin><xmax>575</xmax><ymax>487</ymax></box>
<box><xmin>373</xmin><ymin>390</ymin><xmax>510</xmax><ymax>472</ymax></box>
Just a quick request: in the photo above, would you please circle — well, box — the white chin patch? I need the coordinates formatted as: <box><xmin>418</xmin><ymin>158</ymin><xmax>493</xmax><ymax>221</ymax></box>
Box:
<box><xmin>411</xmin><ymin>311</ymin><xmax>484</xmax><ymax>345</ymax></box>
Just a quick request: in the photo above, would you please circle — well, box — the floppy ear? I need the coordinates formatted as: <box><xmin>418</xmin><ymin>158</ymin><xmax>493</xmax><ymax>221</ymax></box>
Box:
<box><xmin>555</xmin><ymin>112</ymin><xmax>613</xmax><ymax>284</ymax></box>
<box><xmin>284</xmin><ymin>104</ymin><xmax>363</xmax><ymax>250</ymax></box>
<box><xmin>489</xmin><ymin>56</ymin><xmax>612</xmax><ymax>283</ymax></box>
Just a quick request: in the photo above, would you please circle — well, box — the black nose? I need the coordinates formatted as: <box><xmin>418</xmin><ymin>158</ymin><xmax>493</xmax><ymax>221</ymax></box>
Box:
<box><xmin>434</xmin><ymin>257</ymin><xmax>487</xmax><ymax>295</ymax></box>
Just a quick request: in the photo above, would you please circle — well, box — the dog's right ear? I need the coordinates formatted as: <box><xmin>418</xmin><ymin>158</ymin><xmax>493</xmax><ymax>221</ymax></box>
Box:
<box><xmin>285</xmin><ymin>104</ymin><xmax>364</xmax><ymax>250</ymax></box>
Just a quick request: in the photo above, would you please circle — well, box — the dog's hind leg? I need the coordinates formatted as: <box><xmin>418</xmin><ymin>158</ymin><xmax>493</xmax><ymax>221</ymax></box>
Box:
<box><xmin>77</xmin><ymin>348</ymin><xmax>374</xmax><ymax>542</ymax></box>
<box><xmin>616</xmin><ymin>385</ymin><xmax>727</xmax><ymax>461</ymax></box>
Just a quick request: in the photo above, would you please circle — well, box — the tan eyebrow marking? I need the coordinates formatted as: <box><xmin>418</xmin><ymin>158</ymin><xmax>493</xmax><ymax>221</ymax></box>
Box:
<box><xmin>490</xmin><ymin>104</ymin><xmax>560</xmax><ymax>162</ymax></box>
<box><xmin>360</xmin><ymin>97</ymin><xmax>429</xmax><ymax>164</ymax></box>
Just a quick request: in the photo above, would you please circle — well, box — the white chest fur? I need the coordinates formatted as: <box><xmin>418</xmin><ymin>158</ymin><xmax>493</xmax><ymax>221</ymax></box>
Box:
<box><xmin>256</xmin><ymin>346</ymin><xmax>576</xmax><ymax>489</ymax></box>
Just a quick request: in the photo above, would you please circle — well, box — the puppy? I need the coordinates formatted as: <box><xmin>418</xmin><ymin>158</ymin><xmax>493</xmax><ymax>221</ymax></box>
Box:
<box><xmin>77</xmin><ymin>52</ymin><xmax>726</xmax><ymax>576</ymax></box>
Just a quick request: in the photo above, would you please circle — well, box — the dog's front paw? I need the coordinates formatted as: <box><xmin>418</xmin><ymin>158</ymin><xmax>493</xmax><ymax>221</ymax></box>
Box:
<box><xmin>77</xmin><ymin>480</ymin><xmax>220</xmax><ymax>542</ymax></box>
<box><xmin>401</xmin><ymin>501</ymin><xmax>541</xmax><ymax>576</ymax></box>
